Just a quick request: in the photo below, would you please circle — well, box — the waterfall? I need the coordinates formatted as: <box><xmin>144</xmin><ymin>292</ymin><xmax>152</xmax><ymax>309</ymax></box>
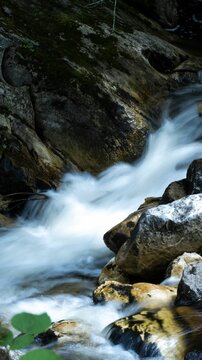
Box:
<box><xmin>0</xmin><ymin>85</ymin><xmax>202</xmax><ymax>359</ymax></box>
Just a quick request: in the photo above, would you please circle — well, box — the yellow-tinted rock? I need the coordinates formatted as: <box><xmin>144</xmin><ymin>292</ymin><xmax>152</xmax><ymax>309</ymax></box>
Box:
<box><xmin>165</xmin><ymin>252</ymin><xmax>202</xmax><ymax>281</ymax></box>
<box><xmin>93</xmin><ymin>281</ymin><xmax>176</xmax><ymax>309</ymax></box>
<box><xmin>38</xmin><ymin>320</ymin><xmax>89</xmax><ymax>345</ymax></box>
<box><xmin>106</xmin><ymin>306</ymin><xmax>202</xmax><ymax>360</ymax></box>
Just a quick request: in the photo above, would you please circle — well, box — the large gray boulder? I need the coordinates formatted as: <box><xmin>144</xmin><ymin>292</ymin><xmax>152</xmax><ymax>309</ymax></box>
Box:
<box><xmin>175</xmin><ymin>262</ymin><xmax>202</xmax><ymax>307</ymax></box>
<box><xmin>116</xmin><ymin>194</ymin><xmax>202</xmax><ymax>279</ymax></box>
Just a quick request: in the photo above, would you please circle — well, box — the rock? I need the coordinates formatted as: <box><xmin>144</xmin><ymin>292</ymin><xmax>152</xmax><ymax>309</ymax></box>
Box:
<box><xmin>186</xmin><ymin>159</ymin><xmax>202</xmax><ymax>194</ymax></box>
<box><xmin>116</xmin><ymin>194</ymin><xmax>202</xmax><ymax>279</ymax></box>
<box><xmin>198</xmin><ymin>102</ymin><xmax>202</xmax><ymax>117</ymax></box>
<box><xmin>185</xmin><ymin>352</ymin><xmax>202</xmax><ymax>360</ymax></box>
<box><xmin>0</xmin><ymin>213</ymin><xmax>14</xmax><ymax>227</ymax></box>
<box><xmin>105</xmin><ymin>306</ymin><xmax>202</xmax><ymax>360</ymax></box>
<box><xmin>2</xmin><ymin>46</ymin><xmax>32</xmax><ymax>87</ymax></box>
<box><xmin>175</xmin><ymin>263</ymin><xmax>202</xmax><ymax>307</ymax></box>
<box><xmin>165</xmin><ymin>252</ymin><xmax>202</xmax><ymax>281</ymax></box>
<box><xmin>93</xmin><ymin>280</ymin><xmax>133</xmax><ymax>305</ymax></box>
<box><xmin>0</xmin><ymin>349</ymin><xmax>10</xmax><ymax>360</ymax></box>
<box><xmin>0</xmin><ymin>0</ymin><xmax>201</xmax><ymax>192</ymax></box>
<box><xmin>0</xmin><ymin>114</ymin><xmax>64</xmax><ymax>195</ymax></box>
<box><xmin>161</xmin><ymin>179</ymin><xmax>188</xmax><ymax>204</ymax></box>
<box><xmin>37</xmin><ymin>320</ymin><xmax>89</xmax><ymax>346</ymax></box>
<box><xmin>131</xmin><ymin>0</ymin><xmax>179</xmax><ymax>28</ymax></box>
<box><xmin>137</xmin><ymin>197</ymin><xmax>161</xmax><ymax>210</ymax></box>
<box><xmin>104</xmin><ymin>198</ymin><xmax>160</xmax><ymax>253</ymax></box>
<box><xmin>98</xmin><ymin>257</ymin><xmax>132</xmax><ymax>285</ymax></box>
<box><xmin>93</xmin><ymin>280</ymin><xmax>176</xmax><ymax>309</ymax></box>
<box><xmin>104</xmin><ymin>209</ymin><xmax>144</xmax><ymax>254</ymax></box>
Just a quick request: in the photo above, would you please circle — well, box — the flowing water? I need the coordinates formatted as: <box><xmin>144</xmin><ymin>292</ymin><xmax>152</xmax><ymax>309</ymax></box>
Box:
<box><xmin>1</xmin><ymin>85</ymin><xmax>202</xmax><ymax>359</ymax></box>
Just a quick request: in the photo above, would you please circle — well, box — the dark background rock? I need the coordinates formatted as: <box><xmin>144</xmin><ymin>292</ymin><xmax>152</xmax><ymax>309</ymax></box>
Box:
<box><xmin>0</xmin><ymin>0</ymin><xmax>202</xmax><ymax>207</ymax></box>
<box><xmin>175</xmin><ymin>263</ymin><xmax>202</xmax><ymax>306</ymax></box>
<box><xmin>185</xmin><ymin>352</ymin><xmax>202</xmax><ymax>360</ymax></box>
<box><xmin>187</xmin><ymin>159</ymin><xmax>202</xmax><ymax>194</ymax></box>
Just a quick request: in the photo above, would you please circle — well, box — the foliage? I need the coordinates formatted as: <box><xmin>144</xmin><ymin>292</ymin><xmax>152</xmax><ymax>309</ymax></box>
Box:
<box><xmin>20</xmin><ymin>349</ymin><xmax>62</xmax><ymax>360</ymax></box>
<box><xmin>0</xmin><ymin>312</ymin><xmax>62</xmax><ymax>360</ymax></box>
<box><xmin>11</xmin><ymin>313</ymin><xmax>51</xmax><ymax>335</ymax></box>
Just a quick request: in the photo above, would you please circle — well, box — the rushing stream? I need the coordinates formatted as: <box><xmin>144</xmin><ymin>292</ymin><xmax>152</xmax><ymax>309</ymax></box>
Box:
<box><xmin>1</xmin><ymin>85</ymin><xmax>202</xmax><ymax>359</ymax></box>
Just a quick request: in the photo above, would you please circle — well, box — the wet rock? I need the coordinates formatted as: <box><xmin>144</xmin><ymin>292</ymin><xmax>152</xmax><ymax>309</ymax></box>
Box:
<box><xmin>104</xmin><ymin>198</ymin><xmax>160</xmax><ymax>254</ymax></box>
<box><xmin>0</xmin><ymin>349</ymin><xmax>10</xmax><ymax>360</ymax></box>
<box><xmin>186</xmin><ymin>159</ymin><xmax>202</xmax><ymax>194</ymax></box>
<box><xmin>0</xmin><ymin>113</ymin><xmax>64</xmax><ymax>195</ymax></box>
<box><xmin>0</xmin><ymin>0</ymin><xmax>201</xmax><ymax>192</ymax></box>
<box><xmin>105</xmin><ymin>306</ymin><xmax>202</xmax><ymax>360</ymax></box>
<box><xmin>185</xmin><ymin>352</ymin><xmax>202</xmax><ymax>360</ymax></box>
<box><xmin>165</xmin><ymin>252</ymin><xmax>202</xmax><ymax>281</ymax></box>
<box><xmin>93</xmin><ymin>280</ymin><xmax>176</xmax><ymax>309</ymax></box>
<box><xmin>161</xmin><ymin>179</ymin><xmax>188</xmax><ymax>204</ymax></box>
<box><xmin>0</xmin><ymin>213</ymin><xmax>14</xmax><ymax>227</ymax></box>
<box><xmin>98</xmin><ymin>257</ymin><xmax>133</xmax><ymax>285</ymax></box>
<box><xmin>104</xmin><ymin>209</ymin><xmax>144</xmax><ymax>254</ymax></box>
<box><xmin>137</xmin><ymin>197</ymin><xmax>161</xmax><ymax>210</ymax></box>
<box><xmin>132</xmin><ymin>0</ymin><xmax>179</xmax><ymax>28</ymax></box>
<box><xmin>37</xmin><ymin>320</ymin><xmax>89</xmax><ymax>346</ymax></box>
<box><xmin>176</xmin><ymin>263</ymin><xmax>202</xmax><ymax>307</ymax></box>
<box><xmin>116</xmin><ymin>194</ymin><xmax>202</xmax><ymax>279</ymax></box>
<box><xmin>2</xmin><ymin>47</ymin><xmax>32</xmax><ymax>87</ymax></box>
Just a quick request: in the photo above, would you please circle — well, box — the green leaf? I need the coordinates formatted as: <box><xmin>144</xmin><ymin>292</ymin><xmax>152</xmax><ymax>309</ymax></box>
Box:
<box><xmin>20</xmin><ymin>349</ymin><xmax>63</xmax><ymax>360</ymax></box>
<box><xmin>0</xmin><ymin>325</ymin><xmax>13</xmax><ymax>346</ymax></box>
<box><xmin>11</xmin><ymin>313</ymin><xmax>51</xmax><ymax>335</ymax></box>
<box><xmin>10</xmin><ymin>334</ymin><xmax>34</xmax><ymax>350</ymax></box>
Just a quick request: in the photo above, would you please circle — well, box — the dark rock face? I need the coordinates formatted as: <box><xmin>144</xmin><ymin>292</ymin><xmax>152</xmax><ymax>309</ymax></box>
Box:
<box><xmin>0</xmin><ymin>0</ymin><xmax>202</xmax><ymax>200</ymax></box>
<box><xmin>185</xmin><ymin>352</ymin><xmax>202</xmax><ymax>360</ymax></box>
<box><xmin>116</xmin><ymin>194</ymin><xmax>202</xmax><ymax>278</ymax></box>
<box><xmin>176</xmin><ymin>263</ymin><xmax>202</xmax><ymax>307</ymax></box>
<box><xmin>132</xmin><ymin>0</ymin><xmax>179</xmax><ymax>28</ymax></box>
<box><xmin>187</xmin><ymin>159</ymin><xmax>202</xmax><ymax>194</ymax></box>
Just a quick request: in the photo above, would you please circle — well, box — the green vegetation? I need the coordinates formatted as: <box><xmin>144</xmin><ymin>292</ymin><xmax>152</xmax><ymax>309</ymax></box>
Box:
<box><xmin>0</xmin><ymin>312</ymin><xmax>62</xmax><ymax>360</ymax></box>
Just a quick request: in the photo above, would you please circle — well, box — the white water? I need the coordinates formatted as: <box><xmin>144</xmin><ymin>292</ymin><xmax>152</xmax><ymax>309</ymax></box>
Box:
<box><xmin>1</xmin><ymin>85</ymin><xmax>202</xmax><ymax>359</ymax></box>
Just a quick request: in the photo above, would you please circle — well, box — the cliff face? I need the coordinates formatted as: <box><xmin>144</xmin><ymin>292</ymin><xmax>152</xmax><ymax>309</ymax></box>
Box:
<box><xmin>0</xmin><ymin>0</ymin><xmax>202</xmax><ymax>207</ymax></box>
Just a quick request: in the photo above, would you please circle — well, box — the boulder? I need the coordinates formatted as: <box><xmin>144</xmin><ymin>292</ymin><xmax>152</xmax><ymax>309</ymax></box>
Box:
<box><xmin>93</xmin><ymin>280</ymin><xmax>176</xmax><ymax>309</ymax></box>
<box><xmin>98</xmin><ymin>257</ymin><xmax>132</xmax><ymax>285</ymax></box>
<box><xmin>116</xmin><ymin>194</ymin><xmax>202</xmax><ymax>279</ymax></box>
<box><xmin>105</xmin><ymin>306</ymin><xmax>202</xmax><ymax>360</ymax></box>
<box><xmin>104</xmin><ymin>209</ymin><xmax>145</xmax><ymax>254</ymax></box>
<box><xmin>104</xmin><ymin>198</ymin><xmax>161</xmax><ymax>253</ymax></box>
<box><xmin>165</xmin><ymin>252</ymin><xmax>202</xmax><ymax>281</ymax></box>
<box><xmin>175</xmin><ymin>263</ymin><xmax>202</xmax><ymax>307</ymax></box>
<box><xmin>187</xmin><ymin>159</ymin><xmax>202</xmax><ymax>194</ymax></box>
<box><xmin>161</xmin><ymin>179</ymin><xmax>188</xmax><ymax>204</ymax></box>
<box><xmin>37</xmin><ymin>320</ymin><xmax>89</xmax><ymax>346</ymax></box>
